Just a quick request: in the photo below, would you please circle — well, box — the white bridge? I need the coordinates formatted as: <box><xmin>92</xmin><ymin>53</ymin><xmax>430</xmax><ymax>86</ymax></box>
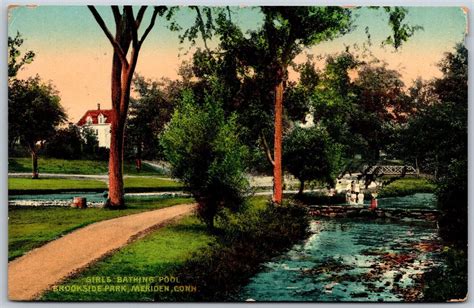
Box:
<box><xmin>362</xmin><ymin>165</ymin><xmax>418</xmax><ymax>176</ymax></box>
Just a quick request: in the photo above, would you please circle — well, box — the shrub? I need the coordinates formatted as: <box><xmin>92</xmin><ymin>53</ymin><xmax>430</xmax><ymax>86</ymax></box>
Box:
<box><xmin>160</xmin><ymin>90</ymin><xmax>249</xmax><ymax>229</ymax></box>
<box><xmin>283</xmin><ymin>126</ymin><xmax>343</xmax><ymax>194</ymax></box>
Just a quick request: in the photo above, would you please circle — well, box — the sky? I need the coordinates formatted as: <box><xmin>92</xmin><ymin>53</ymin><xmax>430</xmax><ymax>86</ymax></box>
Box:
<box><xmin>8</xmin><ymin>6</ymin><xmax>467</xmax><ymax>121</ymax></box>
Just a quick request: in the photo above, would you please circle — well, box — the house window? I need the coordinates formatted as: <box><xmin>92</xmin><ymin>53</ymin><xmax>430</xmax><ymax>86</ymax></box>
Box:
<box><xmin>98</xmin><ymin>114</ymin><xmax>105</xmax><ymax>124</ymax></box>
<box><xmin>86</xmin><ymin>116</ymin><xmax>93</xmax><ymax>125</ymax></box>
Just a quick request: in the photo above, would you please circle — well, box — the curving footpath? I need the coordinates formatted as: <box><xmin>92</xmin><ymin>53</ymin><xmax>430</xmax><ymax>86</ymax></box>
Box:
<box><xmin>8</xmin><ymin>203</ymin><xmax>197</xmax><ymax>301</ymax></box>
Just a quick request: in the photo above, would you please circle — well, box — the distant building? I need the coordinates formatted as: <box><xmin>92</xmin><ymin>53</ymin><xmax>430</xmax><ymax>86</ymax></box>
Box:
<box><xmin>77</xmin><ymin>104</ymin><xmax>112</xmax><ymax>148</ymax></box>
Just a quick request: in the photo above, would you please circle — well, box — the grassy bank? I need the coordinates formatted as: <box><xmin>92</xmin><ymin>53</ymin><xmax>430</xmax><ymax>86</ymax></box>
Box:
<box><xmin>9</xmin><ymin>177</ymin><xmax>182</xmax><ymax>194</ymax></box>
<box><xmin>9</xmin><ymin>157</ymin><xmax>166</xmax><ymax>176</ymax></box>
<box><xmin>8</xmin><ymin>197</ymin><xmax>194</xmax><ymax>261</ymax></box>
<box><xmin>40</xmin><ymin>196</ymin><xmax>309</xmax><ymax>301</ymax></box>
<box><xmin>378</xmin><ymin>178</ymin><xmax>435</xmax><ymax>198</ymax></box>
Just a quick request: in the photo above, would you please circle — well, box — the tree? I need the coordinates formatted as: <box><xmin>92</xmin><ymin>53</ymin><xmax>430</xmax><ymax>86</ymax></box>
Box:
<box><xmin>160</xmin><ymin>89</ymin><xmax>249</xmax><ymax>230</ymax></box>
<box><xmin>283</xmin><ymin>126</ymin><xmax>342</xmax><ymax>195</ymax></box>
<box><xmin>351</xmin><ymin>61</ymin><xmax>409</xmax><ymax>162</ymax></box>
<box><xmin>8</xmin><ymin>76</ymin><xmax>66</xmax><ymax>178</ymax></box>
<box><xmin>8</xmin><ymin>32</ymin><xmax>35</xmax><ymax>78</ymax></box>
<box><xmin>125</xmin><ymin>74</ymin><xmax>175</xmax><ymax>166</ymax></box>
<box><xmin>88</xmin><ymin>5</ymin><xmax>172</xmax><ymax>207</ymax></box>
<box><xmin>192</xmin><ymin>7</ymin><xmax>418</xmax><ymax>203</ymax></box>
<box><xmin>392</xmin><ymin>44</ymin><xmax>467</xmax><ymax>245</ymax></box>
<box><xmin>244</xmin><ymin>7</ymin><xmax>353</xmax><ymax>203</ymax></box>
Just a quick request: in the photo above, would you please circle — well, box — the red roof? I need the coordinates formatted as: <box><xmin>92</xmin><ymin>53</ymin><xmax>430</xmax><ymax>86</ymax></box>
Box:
<box><xmin>77</xmin><ymin>109</ymin><xmax>113</xmax><ymax>126</ymax></box>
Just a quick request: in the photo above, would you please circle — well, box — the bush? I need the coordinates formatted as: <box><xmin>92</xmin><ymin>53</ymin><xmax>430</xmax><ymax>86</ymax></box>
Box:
<box><xmin>155</xmin><ymin>200</ymin><xmax>309</xmax><ymax>301</ymax></box>
<box><xmin>160</xmin><ymin>90</ymin><xmax>249</xmax><ymax>229</ymax></box>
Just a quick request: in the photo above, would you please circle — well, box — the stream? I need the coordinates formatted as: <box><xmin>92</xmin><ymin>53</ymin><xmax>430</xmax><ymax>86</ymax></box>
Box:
<box><xmin>239</xmin><ymin>194</ymin><xmax>443</xmax><ymax>302</ymax></box>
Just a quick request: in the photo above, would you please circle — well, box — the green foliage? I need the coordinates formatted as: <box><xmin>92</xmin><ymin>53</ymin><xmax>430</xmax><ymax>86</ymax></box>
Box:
<box><xmin>423</xmin><ymin>247</ymin><xmax>467</xmax><ymax>301</ymax></box>
<box><xmin>381</xmin><ymin>7</ymin><xmax>423</xmax><ymax>49</ymax></box>
<box><xmin>9</xmin><ymin>197</ymin><xmax>194</xmax><ymax>261</ymax></box>
<box><xmin>378</xmin><ymin>178</ymin><xmax>436</xmax><ymax>198</ymax></box>
<box><xmin>283</xmin><ymin>126</ymin><xmax>343</xmax><ymax>192</ymax></box>
<box><xmin>388</xmin><ymin>44</ymin><xmax>467</xmax><ymax>245</ymax></box>
<box><xmin>8</xmin><ymin>76</ymin><xmax>67</xmax><ymax>152</ymax></box>
<box><xmin>8</xmin><ymin>32</ymin><xmax>35</xmax><ymax>78</ymax></box>
<box><xmin>161</xmin><ymin>90</ymin><xmax>249</xmax><ymax>228</ymax></box>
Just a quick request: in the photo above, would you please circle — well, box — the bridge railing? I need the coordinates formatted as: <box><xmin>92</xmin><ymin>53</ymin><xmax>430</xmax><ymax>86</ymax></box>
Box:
<box><xmin>361</xmin><ymin>165</ymin><xmax>418</xmax><ymax>176</ymax></box>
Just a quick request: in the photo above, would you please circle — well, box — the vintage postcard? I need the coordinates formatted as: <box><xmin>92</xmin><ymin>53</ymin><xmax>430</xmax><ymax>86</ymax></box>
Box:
<box><xmin>7</xmin><ymin>4</ymin><xmax>468</xmax><ymax>302</ymax></box>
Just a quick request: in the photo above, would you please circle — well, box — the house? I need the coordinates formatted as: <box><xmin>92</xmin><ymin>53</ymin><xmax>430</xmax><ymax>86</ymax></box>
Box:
<box><xmin>77</xmin><ymin>104</ymin><xmax>112</xmax><ymax>148</ymax></box>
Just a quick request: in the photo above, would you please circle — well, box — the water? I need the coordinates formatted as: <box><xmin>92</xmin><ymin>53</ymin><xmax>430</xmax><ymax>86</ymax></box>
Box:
<box><xmin>375</xmin><ymin>193</ymin><xmax>436</xmax><ymax>210</ymax></box>
<box><xmin>239</xmin><ymin>194</ymin><xmax>443</xmax><ymax>302</ymax></box>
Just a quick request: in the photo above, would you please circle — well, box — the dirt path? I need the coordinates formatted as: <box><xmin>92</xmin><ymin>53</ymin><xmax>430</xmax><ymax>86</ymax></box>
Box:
<box><xmin>8</xmin><ymin>203</ymin><xmax>197</xmax><ymax>301</ymax></box>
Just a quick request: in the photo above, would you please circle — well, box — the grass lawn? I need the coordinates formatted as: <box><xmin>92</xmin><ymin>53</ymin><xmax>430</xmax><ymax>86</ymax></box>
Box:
<box><xmin>9</xmin><ymin>157</ymin><xmax>166</xmax><ymax>176</ymax></box>
<box><xmin>379</xmin><ymin>177</ymin><xmax>436</xmax><ymax>198</ymax></box>
<box><xmin>9</xmin><ymin>177</ymin><xmax>183</xmax><ymax>194</ymax></box>
<box><xmin>8</xmin><ymin>178</ymin><xmax>107</xmax><ymax>192</ymax></box>
<box><xmin>40</xmin><ymin>196</ymin><xmax>272</xmax><ymax>301</ymax></box>
<box><xmin>8</xmin><ymin>197</ymin><xmax>194</xmax><ymax>261</ymax></box>
<box><xmin>124</xmin><ymin>177</ymin><xmax>183</xmax><ymax>192</ymax></box>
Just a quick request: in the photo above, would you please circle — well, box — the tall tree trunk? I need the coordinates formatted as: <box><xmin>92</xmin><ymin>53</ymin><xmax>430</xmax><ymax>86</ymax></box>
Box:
<box><xmin>31</xmin><ymin>150</ymin><xmax>38</xmax><ymax>179</ymax></box>
<box><xmin>107</xmin><ymin>111</ymin><xmax>126</xmax><ymax>207</ymax></box>
<box><xmin>107</xmin><ymin>41</ymin><xmax>127</xmax><ymax>208</ymax></box>
<box><xmin>273</xmin><ymin>77</ymin><xmax>284</xmax><ymax>204</ymax></box>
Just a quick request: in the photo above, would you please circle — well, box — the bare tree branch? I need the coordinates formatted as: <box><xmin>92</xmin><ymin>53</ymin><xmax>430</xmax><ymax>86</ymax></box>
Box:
<box><xmin>111</xmin><ymin>6</ymin><xmax>121</xmax><ymax>26</ymax></box>
<box><xmin>139</xmin><ymin>7</ymin><xmax>159</xmax><ymax>48</ymax></box>
<box><xmin>135</xmin><ymin>6</ymin><xmax>147</xmax><ymax>27</ymax></box>
<box><xmin>88</xmin><ymin>5</ymin><xmax>129</xmax><ymax>68</ymax></box>
<box><xmin>124</xmin><ymin>6</ymin><xmax>139</xmax><ymax>48</ymax></box>
<box><xmin>260</xmin><ymin>131</ymin><xmax>275</xmax><ymax>166</ymax></box>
